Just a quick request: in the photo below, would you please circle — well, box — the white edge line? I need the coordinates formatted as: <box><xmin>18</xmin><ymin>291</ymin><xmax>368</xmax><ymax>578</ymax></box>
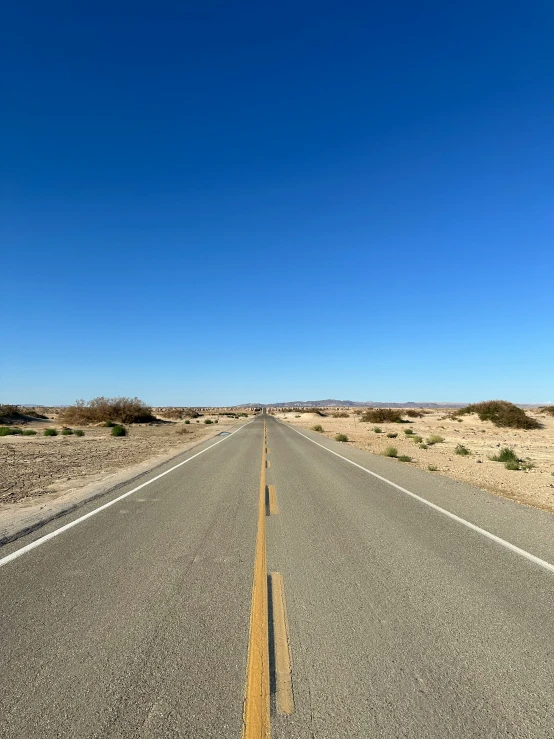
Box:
<box><xmin>0</xmin><ymin>421</ymin><xmax>254</xmax><ymax>568</ymax></box>
<box><xmin>283</xmin><ymin>422</ymin><xmax>554</xmax><ymax>576</ymax></box>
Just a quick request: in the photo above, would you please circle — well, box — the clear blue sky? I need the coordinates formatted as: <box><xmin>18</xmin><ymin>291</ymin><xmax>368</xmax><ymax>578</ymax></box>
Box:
<box><xmin>3</xmin><ymin>1</ymin><xmax>553</xmax><ymax>405</ymax></box>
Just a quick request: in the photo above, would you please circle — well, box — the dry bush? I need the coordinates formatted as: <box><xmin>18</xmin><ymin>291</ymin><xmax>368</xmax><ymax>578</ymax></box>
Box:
<box><xmin>406</xmin><ymin>409</ymin><xmax>424</xmax><ymax>418</ymax></box>
<box><xmin>540</xmin><ymin>406</ymin><xmax>554</xmax><ymax>416</ymax></box>
<box><xmin>360</xmin><ymin>408</ymin><xmax>404</xmax><ymax>423</ymax></box>
<box><xmin>60</xmin><ymin>397</ymin><xmax>155</xmax><ymax>425</ymax></box>
<box><xmin>454</xmin><ymin>400</ymin><xmax>541</xmax><ymax>430</ymax></box>
<box><xmin>332</xmin><ymin>411</ymin><xmax>349</xmax><ymax>418</ymax></box>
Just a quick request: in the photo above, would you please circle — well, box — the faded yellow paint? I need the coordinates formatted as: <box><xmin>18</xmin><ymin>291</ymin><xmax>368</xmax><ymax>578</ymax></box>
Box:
<box><xmin>268</xmin><ymin>484</ymin><xmax>279</xmax><ymax>515</ymax></box>
<box><xmin>270</xmin><ymin>573</ymin><xmax>295</xmax><ymax>715</ymax></box>
<box><xmin>242</xmin><ymin>423</ymin><xmax>270</xmax><ymax>739</ymax></box>
<box><xmin>266</xmin><ymin>460</ymin><xmax>271</xmax><ymax>469</ymax></box>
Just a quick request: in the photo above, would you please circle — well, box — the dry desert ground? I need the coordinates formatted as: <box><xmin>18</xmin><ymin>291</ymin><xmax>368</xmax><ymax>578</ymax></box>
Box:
<box><xmin>274</xmin><ymin>407</ymin><xmax>554</xmax><ymax>513</ymax></box>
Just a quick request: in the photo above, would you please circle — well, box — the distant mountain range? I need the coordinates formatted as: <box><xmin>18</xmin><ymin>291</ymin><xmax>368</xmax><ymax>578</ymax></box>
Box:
<box><xmin>239</xmin><ymin>400</ymin><xmax>466</xmax><ymax>408</ymax></box>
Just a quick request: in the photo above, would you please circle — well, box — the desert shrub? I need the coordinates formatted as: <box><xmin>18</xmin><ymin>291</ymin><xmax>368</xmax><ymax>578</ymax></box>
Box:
<box><xmin>44</xmin><ymin>428</ymin><xmax>58</xmax><ymax>436</ymax></box>
<box><xmin>454</xmin><ymin>400</ymin><xmax>540</xmax><ymax>430</ymax></box>
<box><xmin>333</xmin><ymin>411</ymin><xmax>349</xmax><ymax>418</ymax></box>
<box><xmin>489</xmin><ymin>447</ymin><xmax>518</xmax><ymax>463</ymax></box>
<box><xmin>61</xmin><ymin>428</ymin><xmax>74</xmax><ymax>435</ymax></box>
<box><xmin>22</xmin><ymin>429</ymin><xmax>37</xmax><ymax>435</ymax></box>
<box><xmin>541</xmin><ymin>406</ymin><xmax>554</xmax><ymax>416</ymax></box>
<box><xmin>406</xmin><ymin>410</ymin><xmax>424</xmax><ymax>418</ymax></box>
<box><xmin>373</xmin><ymin>427</ymin><xmax>382</xmax><ymax>433</ymax></box>
<box><xmin>111</xmin><ymin>425</ymin><xmax>127</xmax><ymax>437</ymax></box>
<box><xmin>0</xmin><ymin>405</ymin><xmax>20</xmax><ymax>419</ymax></box>
<box><xmin>386</xmin><ymin>432</ymin><xmax>398</xmax><ymax>438</ymax></box>
<box><xmin>104</xmin><ymin>421</ymin><xmax>115</xmax><ymax>427</ymax></box>
<box><xmin>184</xmin><ymin>420</ymin><xmax>190</xmax><ymax>424</ymax></box>
<box><xmin>419</xmin><ymin>443</ymin><xmax>428</xmax><ymax>449</ymax></box>
<box><xmin>335</xmin><ymin>433</ymin><xmax>348</xmax><ymax>442</ymax></box>
<box><xmin>312</xmin><ymin>424</ymin><xmax>324</xmax><ymax>432</ymax></box>
<box><xmin>427</xmin><ymin>435</ymin><xmax>444</xmax><ymax>445</ymax></box>
<box><xmin>214</xmin><ymin>420</ymin><xmax>218</xmax><ymax>424</ymax></box>
<box><xmin>204</xmin><ymin>419</ymin><xmax>213</xmax><ymax>424</ymax></box>
<box><xmin>404</xmin><ymin>429</ymin><xmax>414</xmax><ymax>435</ymax></box>
<box><xmin>455</xmin><ymin>444</ymin><xmax>470</xmax><ymax>456</ymax></box>
<box><xmin>382</xmin><ymin>446</ymin><xmax>398</xmax><ymax>457</ymax></box>
<box><xmin>428</xmin><ymin>465</ymin><xmax>438</xmax><ymax>471</ymax></box>
<box><xmin>504</xmin><ymin>459</ymin><xmax>521</xmax><ymax>471</ymax></box>
<box><xmin>398</xmin><ymin>455</ymin><xmax>412</xmax><ymax>462</ymax></box>
<box><xmin>0</xmin><ymin>426</ymin><xmax>23</xmax><ymax>436</ymax></box>
<box><xmin>74</xmin><ymin>430</ymin><xmax>85</xmax><ymax>437</ymax></box>
<box><xmin>361</xmin><ymin>409</ymin><xmax>404</xmax><ymax>423</ymax></box>
<box><xmin>60</xmin><ymin>397</ymin><xmax>155</xmax><ymax>426</ymax></box>
<box><xmin>176</xmin><ymin>427</ymin><xmax>190</xmax><ymax>435</ymax></box>
<box><xmin>412</xmin><ymin>435</ymin><xmax>423</xmax><ymax>443</ymax></box>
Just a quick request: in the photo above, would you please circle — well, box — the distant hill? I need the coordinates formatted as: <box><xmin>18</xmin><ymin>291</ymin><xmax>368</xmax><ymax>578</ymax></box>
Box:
<box><xmin>238</xmin><ymin>400</ymin><xmax>466</xmax><ymax>408</ymax></box>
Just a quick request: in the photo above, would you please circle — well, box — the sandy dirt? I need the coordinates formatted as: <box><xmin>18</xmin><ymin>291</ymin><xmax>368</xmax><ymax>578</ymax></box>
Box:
<box><xmin>0</xmin><ymin>414</ymin><xmax>245</xmax><ymax>506</ymax></box>
<box><xmin>274</xmin><ymin>408</ymin><xmax>554</xmax><ymax>513</ymax></box>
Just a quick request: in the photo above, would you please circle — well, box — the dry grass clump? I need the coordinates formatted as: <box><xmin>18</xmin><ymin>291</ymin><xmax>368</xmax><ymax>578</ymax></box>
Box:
<box><xmin>332</xmin><ymin>411</ymin><xmax>349</xmax><ymax>418</ymax></box>
<box><xmin>406</xmin><ymin>409</ymin><xmax>424</xmax><ymax>418</ymax></box>
<box><xmin>162</xmin><ymin>407</ymin><xmax>201</xmax><ymax>419</ymax></box>
<box><xmin>360</xmin><ymin>408</ymin><xmax>404</xmax><ymax>423</ymax></box>
<box><xmin>540</xmin><ymin>406</ymin><xmax>554</xmax><ymax>417</ymax></box>
<box><xmin>454</xmin><ymin>400</ymin><xmax>541</xmax><ymax>430</ymax></box>
<box><xmin>60</xmin><ymin>397</ymin><xmax>155</xmax><ymax>426</ymax></box>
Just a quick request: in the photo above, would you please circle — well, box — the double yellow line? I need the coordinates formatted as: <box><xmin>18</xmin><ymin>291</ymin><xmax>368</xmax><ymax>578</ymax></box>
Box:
<box><xmin>242</xmin><ymin>423</ymin><xmax>270</xmax><ymax>738</ymax></box>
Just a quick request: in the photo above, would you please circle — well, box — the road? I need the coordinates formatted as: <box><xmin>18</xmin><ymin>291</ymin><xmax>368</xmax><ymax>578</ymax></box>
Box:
<box><xmin>1</xmin><ymin>413</ymin><xmax>553</xmax><ymax>738</ymax></box>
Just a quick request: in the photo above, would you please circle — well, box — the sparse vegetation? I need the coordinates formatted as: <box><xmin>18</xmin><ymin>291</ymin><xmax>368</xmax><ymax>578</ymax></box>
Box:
<box><xmin>398</xmin><ymin>455</ymin><xmax>412</xmax><ymax>462</ymax></box>
<box><xmin>489</xmin><ymin>447</ymin><xmax>518</xmax><ymax>464</ymax></box>
<box><xmin>540</xmin><ymin>406</ymin><xmax>554</xmax><ymax>416</ymax></box>
<box><xmin>382</xmin><ymin>446</ymin><xmax>398</xmax><ymax>457</ymax></box>
<box><xmin>386</xmin><ymin>432</ymin><xmax>398</xmax><ymax>438</ymax></box>
<box><xmin>419</xmin><ymin>443</ymin><xmax>428</xmax><ymax>449</ymax></box>
<box><xmin>61</xmin><ymin>428</ymin><xmax>74</xmax><ymax>435</ymax></box>
<box><xmin>60</xmin><ymin>397</ymin><xmax>155</xmax><ymax>426</ymax></box>
<box><xmin>454</xmin><ymin>400</ymin><xmax>541</xmax><ymax>430</ymax></box>
<box><xmin>412</xmin><ymin>435</ymin><xmax>423</xmax><ymax>443</ymax></box>
<box><xmin>204</xmin><ymin>419</ymin><xmax>213</xmax><ymax>424</ymax></box>
<box><xmin>111</xmin><ymin>425</ymin><xmax>127</xmax><ymax>437</ymax></box>
<box><xmin>335</xmin><ymin>433</ymin><xmax>348</xmax><ymax>442</ymax></box>
<box><xmin>406</xmin><ymin>410</ymin><xmax>424</xmax><ymax>418</ymax></box>
<box><xmin>22</xmin><ymin>429</ymin><xmax>37</xmax><ymax>436</ymax></box>
<box><xmin>455</xmin><ymin>444</ymin><xmax>470</xmax><ymax>456</ymax></box>
<box><xmin>373</xmin><ymin>427</ymin><xmax>382</xmax><ymax>433</ymax></box>
<box><xmin>332</xmin><ymin>411</ymin><xmax>349</xmax><ymax>418</ymax></box>
<box><xmin>404</xmin><ymin>429</ymin><xmax>414</xmax><ymax>435</ymax></box>
<box><xmin>0</xmin><ymin>426</ymin><xmax>23</xmax><ymax>436</ymax></box>
<box><xmin>428</xmin><ymin>465</ymin><xmax>438</xmax><ymax>471</ymax></box>
<box><xmin>360</xmin><ymin>409</ymin><xmax>404</xmax><ymax>423</ymax></box>
<box><xmin>176</xmin><ymin>427</ymin><xmax>190</xmax><ymax>435</ymax></box>
<box><xmin>426</xmin><ymin>435</ymin><xmax>444</xmax><ymax>445</ymax></box>
<box><xmin>74</xmin><ymin>430</ymin><xmax>85</xmax><ymax>437</ymax></box>
<box><xmin>312</xmin><ymin>424</ymin><xmax>324</xmax><ymax>432</ymax></box>
<box><xmin>184</xmin><ymin>420</ymin><xmax>190</xmax><ymax>424</ymax></box>
<box><xmin>43</xmin><ymin>428</ymin><xmax>58</xmax><ymax>436</ymax></box>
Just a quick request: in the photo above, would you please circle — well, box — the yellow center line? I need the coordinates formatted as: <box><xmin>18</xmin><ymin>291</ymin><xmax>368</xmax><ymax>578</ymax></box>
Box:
<box><xmin>242</xmin><ymin>422</ymin><xmax>270</xmax><ymax>739</ymax></box>
<box><xmin>270</xmin><ymin>572</ymin><xmax>295</xmax><ymax>715</ymax></box>
<box><xmin>268</xmin><ymin>485</ymin><xmax>279</xmax><ymax>515</ymax></box>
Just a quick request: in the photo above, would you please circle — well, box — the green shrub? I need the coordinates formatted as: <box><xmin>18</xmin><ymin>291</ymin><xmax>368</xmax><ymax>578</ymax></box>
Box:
<box><xmin>428</xmin><ymin>465</ymin><xmax>438</xmax><ymax>471</ymax></box>
<box><xmin>335</xmin><ymin>433</ymin><xmax>348</xmax><ymax>442</ymax></box>
<box><xmin>504</xmin><ymin>459</ymin><xmax>520</xmax><ymax>471</ymax></box>
<box><xmin>404</xmin><ymin>429</ymin><xmax>414</xmax><ymax>435</ymax></box>
<box><xmin>111</xmin><ymin>425</ymin><xmax>127</xmax><ymax>437</ymax></box>
<box><xmin>398</xmin><ymin>455</ymin><xmax>412</xmax><ymax>462</ymax></box>
<box><xmin>214</xmin><ymin>420</ymin><xmax>218</xmax><ymax>424</ymax></box>
<box><xmin>0</xmin><ymin>426</ymin><xmax>23</xmax><ymax>436</ymax></box>
<box><xmin>454</xmin><ymin>400</ymin><xmax>540</xmax><ymax>430</ymax></box>
<box><xmin>427</xmin><ymin>435</ymin><xmax>444</xmax><ymax>445</ymax></box>
<box><xmin>22</xmin><ymin>429</ymin><xmax>37</xmax><ymax>435</ymax></box>
<box><xmin>489</xmin><ymin>447</ymin><xmax>518</xmax><ymax>463</ymax></box>
<box><xmin>61</xmin><ymin>428</ymin><xmax>74</xmax><ymax>435</ymax></box>
<box><xmin>455</xmin><ymin>444</ymin><xmax>470</xmax><ymax>456</ymax></box>
<box><xmin>312</xmin><ymin>424</ymin><xmax>324</xmax><ymax>432</ymax></box>
<box><xmin>204</xmin><ymin>419</ymin><xmax>213</xmax><ymax>424</ymax></box>
<box><xmin>386</xmin><ymin>432</ymin><xmax>398</xmax><ymax>438</ymax></box>
<box><xmin>382</xmin><ymin>446</ymin><xmax>398</xmax><ymax>457</ymax></box>
<box><xmin>74</xmin><ymin>430</ymin><xmax>85</xmax><ymax>437</ymax></box>
<box><xmin>373</xmin><ymin>427</ymin><xmax>382</xmax><ymax>433</ymax></box>
<box><xmin>412</xmin><ymin>435</ymin><xmax>423</xmax><ymax>443</ymax></box>
<box><xmin>104</xmin><ymin>421</ymin><xmax>115</xmax><ymax>427</ymax></box>
<box><xmin>419</xmin><ymin>443</ymin><xmax>428</xmax><ymax>449</ymax></box>
<box><xmin>541</xmin><ymin>406</ymin><xmax>554</xmax><ymax>416</ymax></box>
<box><xmin>185</xmin><ymin>420</ymin><xmax>190</xmax><ymax>424</ymax></box>
<box><xmin>360</xmin><ymin>409</ymin><xmax>404</xmax><ymax>423</ymax></box>
<box><xmin>44</xmin><ymin>428</ymin><xmax>58</xmax><ymax>436</ymax></box>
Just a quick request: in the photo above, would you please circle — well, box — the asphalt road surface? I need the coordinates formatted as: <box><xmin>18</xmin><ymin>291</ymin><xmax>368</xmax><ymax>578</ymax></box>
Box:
<box><xmin>1</xmin><ymin>413</ymin><xmax>553</xmax><ymax>738</ymax></box>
